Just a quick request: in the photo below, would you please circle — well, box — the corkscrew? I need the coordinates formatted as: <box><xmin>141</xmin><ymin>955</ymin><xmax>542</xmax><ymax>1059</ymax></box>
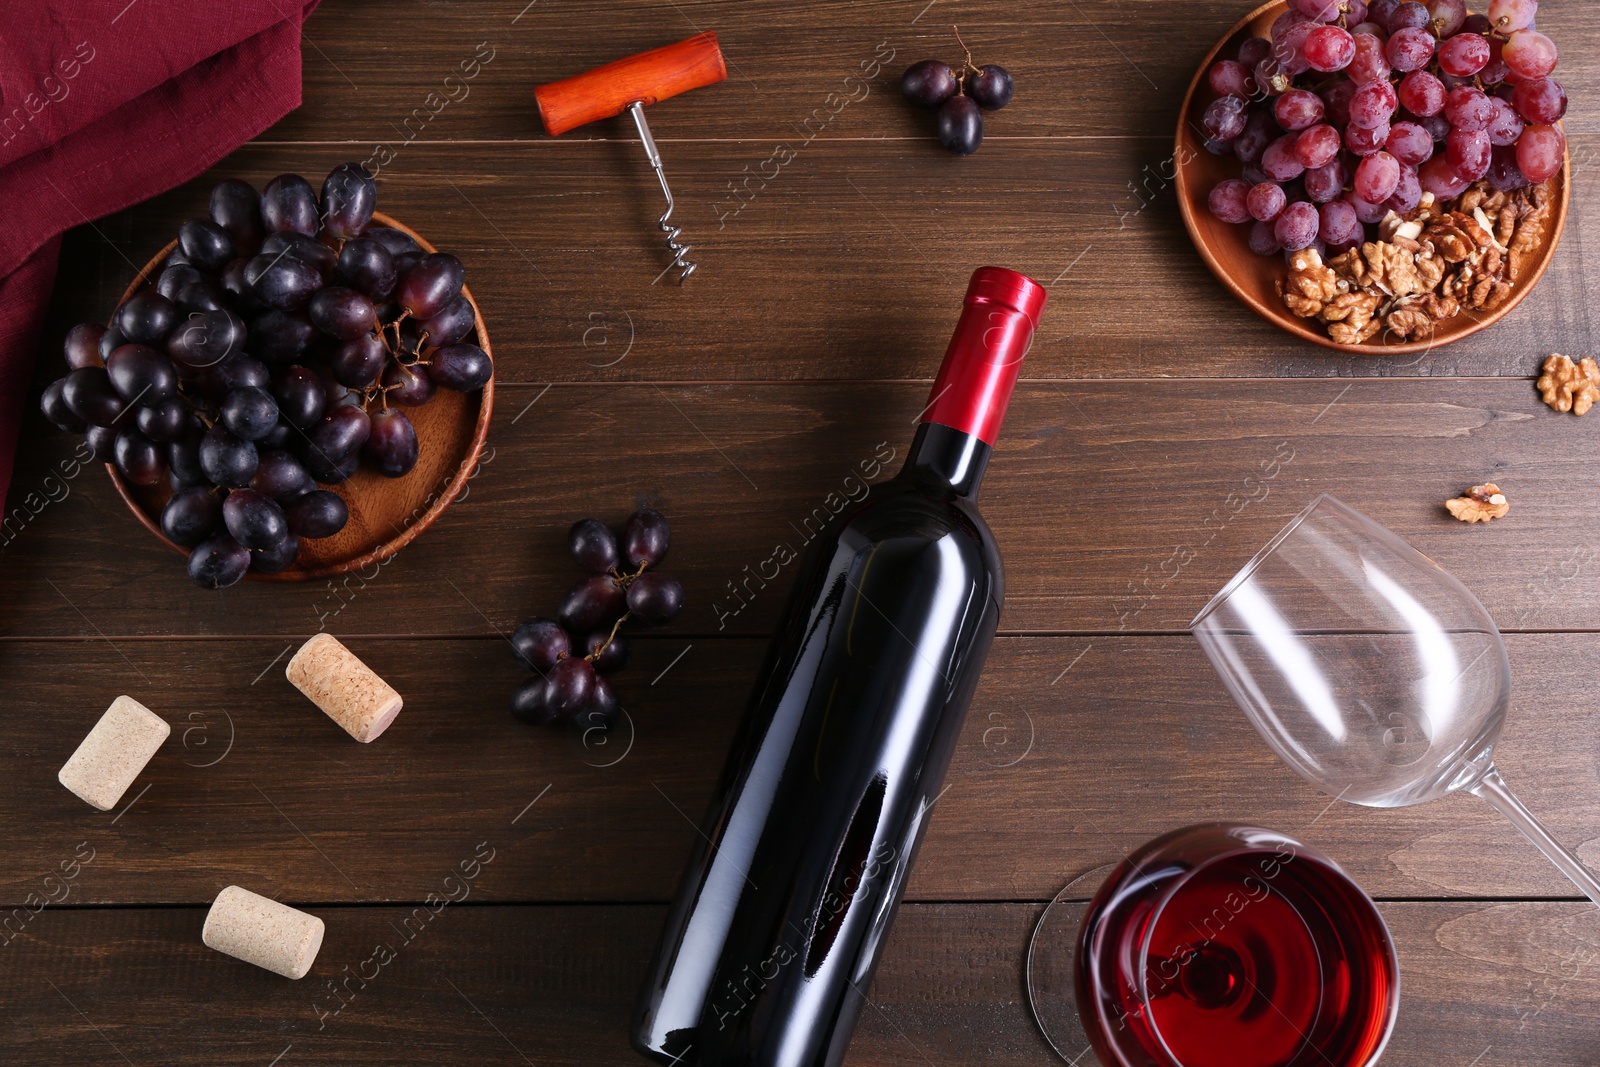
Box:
<box><xmin>534</xmin><ymin>33</ymin><xmax>727</xmax><ymax>285</ymax></box>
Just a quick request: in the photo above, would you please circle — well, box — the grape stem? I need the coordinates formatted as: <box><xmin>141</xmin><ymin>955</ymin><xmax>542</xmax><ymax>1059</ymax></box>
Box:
<box><xmin>952</xmin><ymin>25</ymin><xmax>978</xmax><ymax>87</ymax></box>
<box><xmin>587</xmin><ymin>611</ymin><xmax>632</xmax><ymax>663</ymax></box>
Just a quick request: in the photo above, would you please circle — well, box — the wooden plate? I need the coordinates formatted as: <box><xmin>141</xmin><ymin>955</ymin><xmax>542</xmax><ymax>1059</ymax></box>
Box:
<box><xmin>108</xmin><ymin>210</ymin><xmax>494</xmax><ymax>582</ymax></box>
<box><xmin>1174</xmin><ymin>0</ymin><xmax>1570</xmax><ymax>354</ymax></box>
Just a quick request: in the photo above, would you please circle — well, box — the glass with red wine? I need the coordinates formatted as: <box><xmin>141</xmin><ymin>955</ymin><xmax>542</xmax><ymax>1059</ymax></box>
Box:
<box><xmin>1067</xmin><ymin>824</ymin><xmax>1398</xmax><ymax>1067</ymax></box>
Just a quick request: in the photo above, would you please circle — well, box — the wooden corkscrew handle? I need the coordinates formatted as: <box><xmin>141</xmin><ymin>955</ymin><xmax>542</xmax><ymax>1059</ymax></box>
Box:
<box><xmin>535</xmin><ymin>32</ymin><xmax>727</xmax><ymax>136</ymax></box>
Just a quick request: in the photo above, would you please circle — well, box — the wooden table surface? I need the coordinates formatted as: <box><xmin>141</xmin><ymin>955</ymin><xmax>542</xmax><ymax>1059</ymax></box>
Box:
<box><xmin>7</xmin><ymin>1</ymin><xmax>1600</xmax><ymax>1064</ymax></box>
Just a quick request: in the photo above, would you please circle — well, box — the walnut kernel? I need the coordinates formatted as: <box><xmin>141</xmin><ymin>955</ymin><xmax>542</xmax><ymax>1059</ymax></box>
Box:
<box><xmin>1537</xmin><ymin>354</ymin><xmax>1600</xmax><ymax>416</ymax></box>
<box><xmin>1445</xmin><ymin>483</ymin><xmax>1509</xmax><ymax>524</ymax></box>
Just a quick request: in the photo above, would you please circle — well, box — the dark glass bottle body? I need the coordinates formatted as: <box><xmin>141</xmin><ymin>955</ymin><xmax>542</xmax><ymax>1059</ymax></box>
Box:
<box><xmin>632</xmin><ymin>421</ymin><xmax>1003</xmax><ymax>1067</ymax></box>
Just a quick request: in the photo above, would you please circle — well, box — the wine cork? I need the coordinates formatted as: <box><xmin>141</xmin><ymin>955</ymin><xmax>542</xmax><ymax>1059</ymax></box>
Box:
<box><xmin>286</xmin><ymin>632</ymin><xmax>403</xmax><ymax>742</ymax></box>
<box><xmin>57</xmin><ymin>695</ymin><xmax>170</xmax><ymax>811</ymax></box>
<box><xmin>202</xmin><ymin>885</ymin><xmax>324</xmax><ymax>979</ymax></box>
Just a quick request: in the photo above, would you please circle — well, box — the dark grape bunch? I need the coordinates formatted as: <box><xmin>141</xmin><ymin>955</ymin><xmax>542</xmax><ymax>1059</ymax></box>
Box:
<box><xmin>39</xmin><ymin>162</ymin><xmax>494</xmax><ymax>591</ymax></box>
<box><xmin>508</xmin><ymin>509</ymin><xmax>685</xmax><ymax>732</ymax></box>
<box><xmin>1202</xmin><ymin>0</ymin><xmax>1566</xmax><ymax>258</ymax></box>
<box><xmin>900</xmin><ymin>26</ymin><xmax>1015</xmax><ymax>156</ymax></box>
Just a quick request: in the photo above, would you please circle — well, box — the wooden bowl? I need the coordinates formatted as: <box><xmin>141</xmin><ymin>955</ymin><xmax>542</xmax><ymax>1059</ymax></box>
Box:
<box><xmin>1175</xmin><ymin>0</ymin><xmax>1570</xmax><ymax>354</ymax></box>
<box><xmin>108</xmin><ymin>211</ymin><xmax>494</xmax><ymax>582</ymax></box>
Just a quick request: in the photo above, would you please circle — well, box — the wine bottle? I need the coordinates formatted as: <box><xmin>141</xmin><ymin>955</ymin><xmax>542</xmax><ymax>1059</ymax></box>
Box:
<box><xmin>632</xmin><ymin>267</ymin><xmax>1047</xmax><ymax>1067</ymax></box>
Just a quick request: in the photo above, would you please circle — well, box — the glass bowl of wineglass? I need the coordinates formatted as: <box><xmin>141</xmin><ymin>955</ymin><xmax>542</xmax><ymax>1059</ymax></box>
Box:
<box><xmin>1191</xmin><ymin>494</ymin><xmax>1600</xmax><ymax>905</ymax></box>
<box><xmin>1073</xmin><ymin>823</ymin><xmax>1398</xmax><ymax>1067</ymax></box>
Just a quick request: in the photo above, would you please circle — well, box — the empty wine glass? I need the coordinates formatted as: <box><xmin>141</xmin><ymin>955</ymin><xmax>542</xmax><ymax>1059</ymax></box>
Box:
<box><xmin>1191</xmin><ymin>494</ymin><xmax>1600</xmax><ymax>906</ymax></box>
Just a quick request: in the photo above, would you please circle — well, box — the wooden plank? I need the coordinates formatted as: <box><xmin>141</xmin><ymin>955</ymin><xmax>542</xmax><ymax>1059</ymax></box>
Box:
<box><xmin>3</xmin><ymin>634</ymin><xmax>1598</xmax><ymax>906</ymax></box>
<box><xmin>38</xmin><ymin>137</ymin><xmax>1598</xmax><ymax>383</ymax></box>
<box><xmin>7</xmin><ymin>901</ymin><xmax>1600</xmax><ymax>1065</ymax></box>
<box><xmin>4</xmin><ymin>378</ymin><xmax>1598</xmax><ymax>638</ymax></box>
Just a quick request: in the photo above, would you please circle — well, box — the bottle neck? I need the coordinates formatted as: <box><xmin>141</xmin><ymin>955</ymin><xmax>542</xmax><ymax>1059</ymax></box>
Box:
<box><xmin>903</xmin><ymin>422</ymin><xmax>991</xmax><ymax>499</ymax></box>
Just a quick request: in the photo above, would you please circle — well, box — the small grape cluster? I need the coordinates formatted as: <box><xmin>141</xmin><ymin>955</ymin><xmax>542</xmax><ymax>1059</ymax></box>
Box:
<box><xmin>900</xmin><ymin>28</ymin><xmax>1015</xmax><ymax>157</ymax></box>
<box><xmin>39</xmin><ymin>162</ymin><xmax>493</xmax><ymax>590</ymax></box>
<box><xmin>1202</xmin><ymin>0</ymin><xmax>1566</xmax><ymax>258</ymax></box>
<box><xmin>508</xmin><ymin>509</ymin><xmax>686</xmax><ymax>730</ymax></box>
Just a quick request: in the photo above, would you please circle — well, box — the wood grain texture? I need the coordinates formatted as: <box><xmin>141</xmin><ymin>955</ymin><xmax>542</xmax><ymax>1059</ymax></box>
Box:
<box><xmin>4</xmin><ymin>634</ymin><xmax>1600</xmax><ymax>907</ymax></box>
<box><xmin>4</xmin><ymin>379</ymin><xmax>1598</xmax><ymax>638</ymax></box>
<box><xmin>8</xmin><ymin>902</ymin><xmax>1600</xmax><ymax>1066</ymax></box>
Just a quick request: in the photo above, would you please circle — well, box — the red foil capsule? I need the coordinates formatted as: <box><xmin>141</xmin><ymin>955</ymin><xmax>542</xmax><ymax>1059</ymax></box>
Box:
<box><xmin>920</xmin><ymin>266</ymin><xmax>1048</xmax><ymax>446</ymax></box>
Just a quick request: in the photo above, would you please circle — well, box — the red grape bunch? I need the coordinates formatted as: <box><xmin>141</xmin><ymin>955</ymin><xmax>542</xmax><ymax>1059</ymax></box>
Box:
<box><xmin>1202</xmin><ymin>0</ymin><xmax>1566</xmax><ymax>259</ymax></box>
<box><xmin>901</xmin><ymin>26</ymin><xmax>1015</xmax><ymax>156</ymax></box>
<box><xmin>508</xmin><ymin>509</ymin><xmax>686</xmax><ymax>732</ymax></box>
<box><xmin>39</xmin><ymin>162</ymin><xmax>494</xmax><ymax>591</ymax></box>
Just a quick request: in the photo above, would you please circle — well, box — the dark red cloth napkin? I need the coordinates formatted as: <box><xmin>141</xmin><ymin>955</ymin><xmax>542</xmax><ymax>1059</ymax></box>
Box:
<box><xmin>0</xmin><ymin>0</ymin><xmax>320</xmax><ymax>510</ymax></box>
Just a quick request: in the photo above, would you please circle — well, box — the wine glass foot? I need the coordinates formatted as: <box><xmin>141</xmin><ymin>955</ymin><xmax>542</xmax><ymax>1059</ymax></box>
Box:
<box><xmin>1026</xmin><ymin>863</ymin><xmax>1118</xmax><ymax>1064</ymax></box>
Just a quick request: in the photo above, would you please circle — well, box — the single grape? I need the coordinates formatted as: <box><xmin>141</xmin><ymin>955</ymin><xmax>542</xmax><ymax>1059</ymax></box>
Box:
<box><xmin>363</xmin><ymin>409</ymin><xmax>419</xmax><ymax>478</ymax></box>
<box><xmin>175</xmin><ymin>279</ymin><xmax>229</xmax><ymax>316</ymax></box>
<box><xmin>178</xmin><ymin>218</ymin><xmax>235</xmax><ymax>273</ymax></box>
<box><xmin>1384</xmin><ymin>26</ymin><xmax>1435</xmax><ymax>71</ymax></box>
<box><xmin>220</xmin><ymin>258</ymin><xmax>254</xmax><ymax>307</ymax></box>
<box><xmin>1261</xmin><ymin>135</ymin><xmax>1307</xmax><ymax>180</ymax></box>
<box><xmin>966</xmin><ymin>64</ymin><xmax>1013</xmax><ymax>110</ymax></box>
<box><xmin>161</xmin><ymin>486</ymin><xmax>221</xmax><ymax>547</ymax></box>
<box><xmin>158</xmin><ymin>263</ymin><xmax>204</xmax><ymax>302</ymax></box>
<box><xmin>331</xmin><ymin>334</ymin><xmax>387</xmax><ymax>389</ymax></box>
<box><xmin>1488</xmin><ymin>144</ymin><xmax>1532</xmax><ymax>192</ymax></box>
<box><xmin>1349</xmin><ymin>79</ymin><xmax>1398</xmax><ymax>128</ymax></box>
<box><xmin>219</xmin><ymin>386</ymin><xmax>279</xmax><ymax>442</ymax></box>
<box><xmin>546</xmin><ymin>656</ymin><xmax>597</xmax><ymax>716</ymax></box>
<box><xmin>242</xmin><ymin>309</ymin><xmax>316</xmax><ymax>366</ymax></box>
<box><xmin>114</xmin><ymin>428</ymin><xmax>165</xmax><ymax>486</ymax></box>
<box><xmin>624</xmin><ymin>509</ymin><xmax>670</xmax><ymax>568</ymax></box>
<box><xmin>1417</xmin><ymin>112</ymin><xmax>1452</xmax><ymax>141</ymax></box>
<box><xmin>510</xmin><ymin>677</ymin><xmax>562</xmax><ymax>726</ymax></box>
<box><xmin>626</xmin><ymin>572</ymin><xmax>685</xmax><ymax>625</ymax></box>
<box><xmin>222</xmin><ymin>487</ymin><xmax>288</xmax><ymax>549</ymax></box>
<box><xmin>1516</xmin><ymin>124</ymin><xmax>1566</xmax><ymax>182</ymax></box>
<box><xmin>1208</xmin><ymin>179</ymin><xmax>1253</xmax><ymax>223</ymax></box>
<box><xmin>900</xmin><ymin>60</ymin><xmax>958</xmax><ymax>108</ymax></box>
<box><xmin>335</xmin><ymin>237</ymin><xmax>397</xmax><ymax>301</ymax></box>
<box><xmin>62</xmin><ymin>323</ymin><xmax>105</xmax><ymax>370</ymax></box>
<box><xmin>1209</xmin><ymin>59</ymin><xmax>1254</xmax><ymax>97</ymax></box>
<box><xmin>1273</xmin><ymin>90</ymin><xmax>1324</xmax><ymax>131</ymax></box>
<box><xmin>306</xmin><ymin>404</ymin><xmax>372</xmax><ymax>464</ymax></box>
<box><xmin>168</xmin><ymin>308</ymin><xmax>248</xmax><ymax>369</ymax></box>
<box><xmin>1398</xmin><ymin>69</ymin><xmax>1446</xmax><ymax>116</ymax></box>
<box><xmin>512</xmin><ymin>617</ymin><xmax>571</xmax><ymax>673</ymax></box>
<box><xmin>584</xmin><ymin>631</ymin><xmax>630</xmax><ymax>674</ymax></box>
<box><xmin>1348</xmin><ymin>32</ymin><xmax>1392</xmax><ymax>84</ymax></box>
<box><xmin>61</xmin><ymin>366</ymin><xmax>125</xmax><ymax>427</ymax></box>
<box><xmin>1368</xmin><ymin>0</ymin><xmax>1401</xmax><ymax>24</ymax></box>
<box><xmin>197</xmin><ymin>355</ymin><xmax>271</xmax><ymax>402</ymax></box>
<box><xmin>262</xmin><ymin>232</ymin><xmax>337</xmax><ymax>280</ymax></box>
<box><xmin>274</xmin><ymin>364</ymin><xmax>328</xmax><ymax>429</ymax></box>
<box><xmin>97</xmin><ymin>325</ymin><xmax>127</xmax><ymax>362</ymax></box>
<box><xmin>1426</xmin><ymin>0</ymin><xmax>1467</xmax><ymax>35</ymax></box>
<box><xmin>261</xmin><ymin>174</ymin><xmax>319</xmax><ymax>236</ymax></box>
<box><xmin>366</xmin><ymin>227</ymin><xmax>419</xmax><ymax>257</ymax></box>
<box><xmin>304</xmin><ymin>449</ymin><xmax>357</xmax><ymax>486</ymax></box>
<box><xmin>285</xmin><ymin>489</ymin><xmax>349</xmax><ymax>538</ymax></box>
<box><xmin>426</xmin><ymin>343</ymin><xmax>493</xmax><ymax>391</ymax></box>
<box><xmin>40</xmin><ymin>379</ymin><xmax>85</xmax><ymax>433</ymax></box>
<box><xmin>1503</xmin><ymin>29</ymin><xmax>1558</xmax><ymax>80</ymax></box>
<box><xmin>1318</xmin><ymin>199</ymin><xmax>1362</xmax><ymax>245</ymax></box>
<box><xmin>1233</xmin><ymin>110</ymin><xmax>1277</xmax><ymax>166</ymax></box>
<box><xmin>86</xmin><ymin>424</ymin><xmax>118</xmax><ymax>462</ymax></box>
<box><xmin>1248</xmin><ymin>219</ymin><xmax>1283</xmax><ymax>255</ymax></box>
<box><xmin>1512</xmin><ymin>77</ymin><xmax>1566</xmax><ymax>126</ymax></box>
<box><xmin>1480</xmin><ymin>38</ymin><xmax>1512</xmax><ymax>85</ymax></box>
<box><xmin>117</xmin><ymin>292</ymin><xmax>177</xmax><ymax>345</ymax></box>
<box><xmin>936</xmin><ymin>94</ymin><xmax>983</xmax><ymax>156</ymax></box>
<box><xmin>1320</xmin><ymin>78</ymin><xmax>1356</xmax><ymax>127</ymax></box>
<box><xmin>1294</xmin><ymin>124</ymin><xmax>1342</xmax><ymax>169</ymax></box>
<box><xmin>136</xmin><ymin>397</ymin><xmax>188</xmax><ymax>442</ymax></box>
<box><xmin>578</xmin><ymin>676</ymin><xmax>624</xmax><ymax>734</ymax></box>
<box><xmin>1485</xmin><ymin>98</ymin><xmax>1525</xmax><ymax>147</ymax></box>
<box><xmin>1344</xmin><ymin>189</ymin><xmax>1388</xmax><ymax>224</ymax></box>
<box><xmin>1488</xmin><ymin>0</ymin><xmax>1538</xmax><ymax>33</ymax></box>
<box><xmin>251</xmin><ymin>449</ymin><xmax>314</xmax><ymax>500</ymax></box>
<box><xmin>1289</xmin><ymin>0</ymin><xmax>1341</xmax><ymax>18</ymax></box>
<box><xmin>1354</xmin><ymin>152</ymin><xmax>1402</xmax><ymax>205</ymax></box>
<box><xmin>245</xmin><ymin>253</ymin><xmax>321</xmax><ymax>310</ymax></box>
<box><xmin>1238</xmin><ymin>36</ymin><xmax>1273</xmax><ymax>69</ymax></box>
<box><xmin>1247</xmin><ymin>182</ymin><xmax>1288</xmax><ymax>222</ymax></box>
<box><xmin>168</xmin><ymin>429</ymin><xmax>206</xmax><ymax>484</ymax></box>
<box><xmin>1304</xmin><ymin>159</ymin><xmax>1347</xmax><ymax>203</ymax></box>
<box><xmin>199</xmin><ymin>425</ymin><xmax>258</xmax><ymax>487</ymax></box>
<box><xmin>320</xmin><ymin>162</ymin><xmax>377</xmax><ymax>240</ymax></box>
<box><xmin>418</xmin><ymin>295</ymin><xmax>475</xmax><ymax>347</ymax></box>
<box><xmin>1345</xmin><ymin>120</ymin><xmax>1391</xmax><ymax>157</ymax></box>
<box><xmin>250</xmin><ymin>533</ymin><xmax>300</xmax><ymax>574</ymax></box>
<box><xmin>1384</xmin><ymin>164</ymin><xmax>1423</xmax><ymax>214</ymax></box>
<box><xmin>105</xmin><ymin>343</ymin><xmax>177</xmax><ymax>405</ymax></box>
<box><xmin>560</xmin><ymin>574</ymin><xmax>627</xmax><ymax>633</ymax></box>
<box><xmin>1418</xmin><ymin>155</ymin><xmax>1472</xmax><ymax>197</ymax></box>
<box><xmin>189</xmin><ymin>534</ymin><xmax>252</xmax><ymax>590</ymax></box>
<box><xmin>1446</xmin><ymin>127</ymin><xmax>1492</xmax><ymax>180</ymax></box>
<box><xmin>1386</xmin><ymin>121</ymin><xmax>1434</xmax><ymax>165</ymax></box>
<box><xmin>1254</xmin><ymin>58</ymin><xmax>1289</xmax><ymax>96</ymax></box>
<box><xmin>1349</xmin><ymin>20</ymin><xmax>1385</xmax><ymax>35</ymax></box>
<box><xmin>381</xmin><ymin>361</ymin><xmax>436</xmax><ymax>406</ymax></box>
<box><xmin>1384</xmin><ymin>0</ymin><xmax>1429</xmax><ymax>32</ymax></box>
<box><xmin>1304</xmin><ymin>26</ymin><xmax>1355</xmax><ymax>71</ymax></box>
<box><xmin>569</xmin><ymin>518</ymin><xmax>621</xmax><ymax>574</ymax></box>
<box><xmin>309</xmin><ymin>286</ymin><xmax>378</xmax><ymax>340</ymax></box>
<box><xmin>1438</xmin><ymin>33</ymin><xmax>1491</xmax><ymax>77</ymax></box>
<box><xmin>396</xmin><ymin>253</ymin><xmax>466</xmax><ymax>319</ymax></box>
<box><xmin>209</xmin><ymin>178</ymin><xmax>263</xmax><ymax>257</ymax></box>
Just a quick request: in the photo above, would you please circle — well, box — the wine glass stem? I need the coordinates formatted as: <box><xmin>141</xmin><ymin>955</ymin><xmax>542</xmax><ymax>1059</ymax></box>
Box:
<box><xmin>1471</xmin><ymin>765</ymin><xmax>1600</xmax><ymax>907</ymax></box>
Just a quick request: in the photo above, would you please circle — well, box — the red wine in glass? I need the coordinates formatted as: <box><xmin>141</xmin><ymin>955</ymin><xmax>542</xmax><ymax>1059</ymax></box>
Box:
<box><xmin>1075</xmin><ymin>825</ymin><xmax>1398</xmax><ymax>1067</ymax></box>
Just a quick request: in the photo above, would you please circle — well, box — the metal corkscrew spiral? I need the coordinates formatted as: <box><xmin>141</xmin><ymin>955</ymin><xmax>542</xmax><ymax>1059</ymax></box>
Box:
<box><xmin>628</xmin><ymin>101</ymin><xmax>696</xmax><ymax>284</ymax></box>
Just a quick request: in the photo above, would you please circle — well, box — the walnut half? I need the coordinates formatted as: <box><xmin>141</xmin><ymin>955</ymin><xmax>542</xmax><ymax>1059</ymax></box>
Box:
<box><xmin>1445</xmin><ymin>483</ymin><xmax>1509</xmax><ymax>524</ymax></box>
<box><xmin>1537</xmin><ymin>354</ymin><xmax>1600</xmax><ymax>416</ymax></box>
